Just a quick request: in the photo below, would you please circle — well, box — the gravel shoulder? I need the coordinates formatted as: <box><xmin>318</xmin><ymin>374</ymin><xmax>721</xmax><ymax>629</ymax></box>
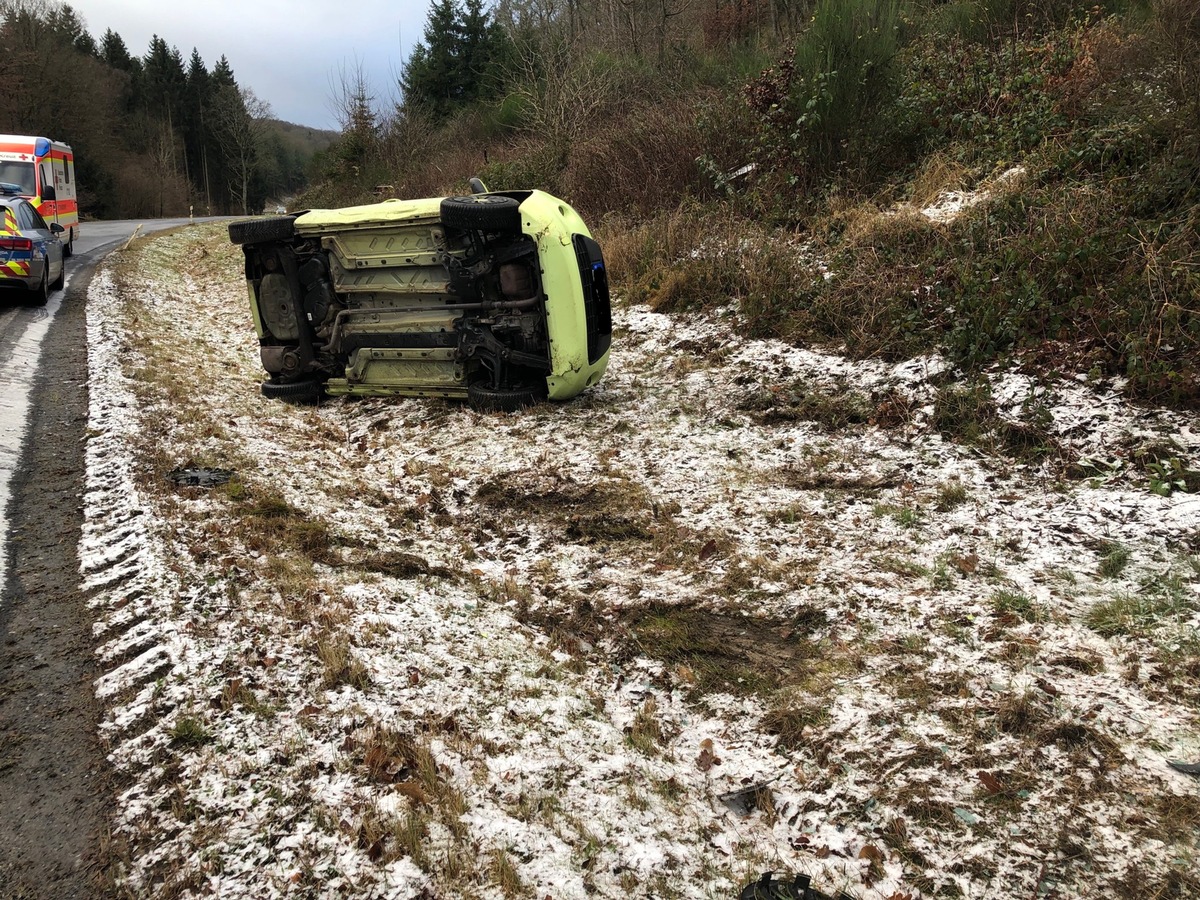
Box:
<box><xmin>0</xmin><ymin>262</ymin><xmax>115</xmax><ymax>900</ymax></box>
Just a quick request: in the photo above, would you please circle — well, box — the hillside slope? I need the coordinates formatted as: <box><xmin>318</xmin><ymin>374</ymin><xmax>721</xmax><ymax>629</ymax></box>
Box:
<box><xmin>80</xmin><ymin>224</ymin><xmax>1199</xmax><ymax>899</ymax></box>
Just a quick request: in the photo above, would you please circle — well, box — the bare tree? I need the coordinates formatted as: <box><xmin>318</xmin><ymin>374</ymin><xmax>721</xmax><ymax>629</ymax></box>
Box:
<box><xmin>149</xmin><ymin>119</ymin><xmax>176</xmax><ymax>217</ymax></box>
<box><xmin>505</xmin><ymin>35</ymin><xmax>614</xmax><ymax>148</ymax></box>
<box><xmin>212</xmin><ymin>86</ymin><xmax>271</xmax><ymax>214</ymax></box>
<box><xmin>327</xmin><ymin>57</ymin><xmax>377</xmax><ymax>136</ymax></box>
<box><xmin>494</xmin><ymin>0</ymin><xmax>567</xmax><ymax>35</ymax></box>
<box><xmin>326</xmin><ymin>58</ymin><xmax>378</xmax><ymax>177</ymax></box>
<box><xmin>0</xmin><ymin>0</ymin><xmax>58</xmax><ymax>128</ymax></box>
<box><xmin>1155</xmin><ymin>0</ymin><xmax>1200</xmax><ymax>130</ymax></box>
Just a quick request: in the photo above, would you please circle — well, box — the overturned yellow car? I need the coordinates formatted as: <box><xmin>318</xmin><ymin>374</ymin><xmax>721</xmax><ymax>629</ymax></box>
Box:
<box><xmin>229</xmin><ymin>187</ymin><xmax>612</xmax><ymax>411</ymax></box>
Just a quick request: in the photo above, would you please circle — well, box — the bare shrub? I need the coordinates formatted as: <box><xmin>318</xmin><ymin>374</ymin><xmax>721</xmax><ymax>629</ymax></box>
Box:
<box><xmin>478</xmin><ymin>137</ymin><xmax>566</xmax><ymax>198</ymax></box>
<box><xmin>599</xmin><ymin>202</ymin><xmax>715</xmax><ymax>295</ymax></box>
<box><xmin>561</xmin><ymin>95</ymin><xmax>708</xmax><ymax>219</ymax></box>
<box><xmin>505</xmin><ymin>38</ymin><xmax>615</xmax><ymax>150</ymax></box>
<box><xmin>114</xmin><ymin>159</ymin><xmax>188</xmax><ymax>219</ymax></box>
<box><xmin>701</xmin><ymin>0</ymin><xmax>768</xmax><ymax>49</ymax></box>
<box><xmin>412</xmin><ymin>109</ymin><xmax>509</xmax><ymax>195</ymax></box>
<box><xmin>1154</xmin><ymin>0</ymin><xmax>1200</xmax><ymax>129</ymax></box>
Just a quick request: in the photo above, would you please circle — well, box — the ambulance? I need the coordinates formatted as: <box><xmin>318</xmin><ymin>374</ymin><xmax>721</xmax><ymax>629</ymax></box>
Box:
<box><xmin>0</xmin><ymin>135</ymin><xmax>78</xmax><ymax>256</ymax></box>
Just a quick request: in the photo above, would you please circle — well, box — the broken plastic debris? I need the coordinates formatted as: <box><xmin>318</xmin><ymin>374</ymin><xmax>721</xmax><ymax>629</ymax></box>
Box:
<box><xmin>954</xmin><ymin>807</ymin><xmax>981</xmax><ymax>825</ymax></box>
<box><xmin>167</xmin><ymin>467</ymin><xmax>233</xmax><ymax>487</ymax></box>
<box><xmin>1168</xmin><ymin>760</ymin><xmax>1200</xmax><ymax>777</ymax></box>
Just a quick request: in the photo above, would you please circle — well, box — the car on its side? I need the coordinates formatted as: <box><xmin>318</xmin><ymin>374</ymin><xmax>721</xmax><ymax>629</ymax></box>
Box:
<box><xmin>229</xmin><ymin>184</ymin><xmax>612</xmax><ymax>411</ymax></box>
<box><xmin>0</xmin><ymin>184</ymin><xmax>65</xmax><ymax>305</ymax></box>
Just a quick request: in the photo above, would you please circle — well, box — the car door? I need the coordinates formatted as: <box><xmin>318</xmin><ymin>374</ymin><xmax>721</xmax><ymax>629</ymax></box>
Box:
<box><xmin>21</xmin><ymin>201</ymin><xmax>61</xmax><ymax>283</ymax></box>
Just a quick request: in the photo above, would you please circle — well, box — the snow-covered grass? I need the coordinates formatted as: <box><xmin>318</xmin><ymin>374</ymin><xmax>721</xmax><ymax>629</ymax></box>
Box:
<box><xmin>83</xmin><ymin>224</ymin><xmax>1200</xmax><ymax>899</ymax></box>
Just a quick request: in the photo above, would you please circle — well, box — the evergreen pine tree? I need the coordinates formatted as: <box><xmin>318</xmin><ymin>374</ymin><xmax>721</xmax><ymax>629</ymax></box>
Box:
<box><xmin>404</xmin><ymin>0</ymin><xmax>515</xmax><ymax>118</ymax></box>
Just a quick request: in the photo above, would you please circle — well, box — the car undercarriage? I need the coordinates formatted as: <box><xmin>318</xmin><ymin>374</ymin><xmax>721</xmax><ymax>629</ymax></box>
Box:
<box><xmin>231</xmin><ymin>190</ymin><xmax>610</xmax><ymax>411</ymax></box>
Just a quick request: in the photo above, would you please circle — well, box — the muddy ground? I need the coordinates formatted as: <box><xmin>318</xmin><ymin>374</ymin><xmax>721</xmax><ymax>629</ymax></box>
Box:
<box><xmin>0</xmin><ymin>263</ymin><xmax>114</xmax><ymax>900</ymax></box>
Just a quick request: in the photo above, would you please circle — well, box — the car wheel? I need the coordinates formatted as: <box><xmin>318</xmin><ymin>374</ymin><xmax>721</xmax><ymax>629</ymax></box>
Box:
<box><xmin>229</xmin><ymin>216</ymin><xmax>296</xmax><ymax>246</ymax></box>
<box><xmin>261</xmin><ymin>377</ymin><xmax>322</xmax><ymax>404</ymax></box>
<box><xmin>29</xmin><ymin>270</ymin><xmax>48</xmax><ymax>307</ymax></box>
<box><xmin>467</xmin><ymin>379</ymin><xmax>546</xmax><ymax>413</ymax></box>
<box><xmin>51</xmin><ymin>257</ymin><xmax>65</xmax><ymax>291</ymax></box>
<box><xmin>64</xmin><ymin>229</ymin><xmax>74</xmax><ymax>257</ymax></box>
<box><xmin>440</xmin><ymin>195</ymin><xmax>521</xmax><ymax>232</ymax></box>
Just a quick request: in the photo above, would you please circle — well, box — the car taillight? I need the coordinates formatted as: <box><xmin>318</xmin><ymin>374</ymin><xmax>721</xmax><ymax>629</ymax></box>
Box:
<box><xmin>572</xmin><ymin>234</ymin><xmax>612</xmax><ymax>365</ymax></box>
<box><xmin>0</xmin><ymin>236</ymin><xmax>32</xmax><ymax>251</ymax></box>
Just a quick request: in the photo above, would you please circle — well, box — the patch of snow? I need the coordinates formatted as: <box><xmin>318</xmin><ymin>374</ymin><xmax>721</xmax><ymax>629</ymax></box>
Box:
<box><xmin>920</xmin><ymin>166</ymin><xmax>1027</xmax><ymax>224</ymax></box>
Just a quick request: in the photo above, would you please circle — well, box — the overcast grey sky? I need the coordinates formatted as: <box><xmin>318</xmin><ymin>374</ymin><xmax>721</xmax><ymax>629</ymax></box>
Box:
<box><xmin>64</xmin><ymin>0</ymin><xmax>432</xmax><ymax>130</ymax></box>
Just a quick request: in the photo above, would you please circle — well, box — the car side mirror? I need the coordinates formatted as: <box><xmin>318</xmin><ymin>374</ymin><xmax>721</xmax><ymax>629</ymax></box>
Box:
<box><xmin>50</xmin><ymin>223</ymin><xmax>64</xmax><ymax>234</ymax></box>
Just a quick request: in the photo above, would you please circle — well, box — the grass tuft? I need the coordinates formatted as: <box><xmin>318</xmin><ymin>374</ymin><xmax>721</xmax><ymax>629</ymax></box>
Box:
<box><xmin>627</xmin><ymin>697</ymin><xmax>665</xmax><ymax>756</ymax></box>
<box><xmin>739</xmin><ymin>380</ymin><xmax>873</xmax><ymax>429</ymax></box>
<box><xmin>316</xmin><ymin>632</ymin><xmax>373</xmax><ymax>691</ymax></box>
<box><xmin>761</xmin><ymin>695</ymin><xmax>833</xmax><ymax>749</ymax></box>
<box><xmin>1086</xmin><ymin>572</ymin><xmax>1193</xmax><ymax>638</ymax></box>
<box><xmin>488</xmin><ymin>848</ymin><xmax>523</xmax><ymax>898</ymax></box>
<box><xmin>936</xmin><ymin>480</ymin><xmax>970</xmax><ymax>510</ymax></box>
<box><xmin>991</xmin><ymin>588</ymin><xmax>1043</xmax><ymax>623</ymax></box>
<box><xmin>1098</xmin><ymin>542</ymin><xmax>1132</xmax><ymax>579</ymax></box>
<box><xmin>168</xmin><ymin>715</ymin><xmax>212</xmax><ymax>748</ymax></box>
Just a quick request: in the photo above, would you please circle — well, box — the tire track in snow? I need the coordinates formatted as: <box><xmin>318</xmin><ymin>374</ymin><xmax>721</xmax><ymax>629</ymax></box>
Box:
<box><xmin>81</xmin><ymin>269</ymin><xmax>184</xmax><ymax>757</ymax></box>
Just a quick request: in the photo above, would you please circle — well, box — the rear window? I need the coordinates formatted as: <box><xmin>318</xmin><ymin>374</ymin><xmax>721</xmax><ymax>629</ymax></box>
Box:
<box><xmin>0</xmin><ymin>161</ymin><xmax>35</xmax><ymax>195</ymax></box>
<box><xmin>15</xmin><ymin>202</ymin><xmax>35</xmax><ymax>230</ymax></box>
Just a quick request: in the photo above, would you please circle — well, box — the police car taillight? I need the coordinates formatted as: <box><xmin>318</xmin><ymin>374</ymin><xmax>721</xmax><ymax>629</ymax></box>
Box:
<box><xmin>0</xmin><ymin>237</ymin><xmax>32</xmax><ymax>251</ymax></box>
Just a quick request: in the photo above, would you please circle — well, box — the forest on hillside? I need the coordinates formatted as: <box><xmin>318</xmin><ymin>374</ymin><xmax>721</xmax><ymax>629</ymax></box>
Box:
<box><xmin>0</xmin><ymin>0</ymin><xmax>333</xmax><ymax>218</ymax></box>
<box><xmin>312</xmin><ymin>0</ymin><xmax>1199</xmax><ymax>406</ymax></box>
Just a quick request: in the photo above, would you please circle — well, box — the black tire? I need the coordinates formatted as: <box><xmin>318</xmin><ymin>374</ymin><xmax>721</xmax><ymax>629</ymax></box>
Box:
<box><xmin>440</xmin><ymin>195</ymin><xmax>521</xmax><ymax>232</ymax></box>
<box><xmin>467</xmin><ymin>379</ymin><xmax>546</xmax><ymax>413</ymax></box>
<box><xmin>51</xmin><ymin>256</ymin><xmax>65</xmax><ymax>291</ymax></box>
<box><xmin>63</xmin><ymin>229</ymin><xmax>74</xmax><ymax>257</ymax></box>
<box><xmin>261</xmin><ymin>377</ymin><xmax>322</xmax><ymax>405</ymax></box>
<box><xmin>28</xmin><ymin>270</ymin><xmax>48</xmax><ymax>307</ymax></box>
<box><xmin>229</xmin><ymin>216</ymin><xmax>296</xmax><ymax>246</ymax></box>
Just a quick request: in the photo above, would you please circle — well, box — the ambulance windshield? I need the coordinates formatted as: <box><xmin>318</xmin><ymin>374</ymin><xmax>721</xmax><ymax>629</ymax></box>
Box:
<box><xmin>0</xmin><ymin>161</ymin><xmax>35</xmax><ymax>195</ymax></box>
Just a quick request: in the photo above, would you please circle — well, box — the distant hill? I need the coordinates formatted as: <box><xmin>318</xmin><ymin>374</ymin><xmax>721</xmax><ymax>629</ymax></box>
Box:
<box><xmin>266</xmin><ymin>120</ymin><xmax>338</xmax><ymax>157</ymax></box>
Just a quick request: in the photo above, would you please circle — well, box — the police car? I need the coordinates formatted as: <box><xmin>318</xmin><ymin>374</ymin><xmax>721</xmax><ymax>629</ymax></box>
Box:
<box><xmin>0</xmin><ymin>183</ymin><xmax>65</xmax><ymax>305</ymax></box>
